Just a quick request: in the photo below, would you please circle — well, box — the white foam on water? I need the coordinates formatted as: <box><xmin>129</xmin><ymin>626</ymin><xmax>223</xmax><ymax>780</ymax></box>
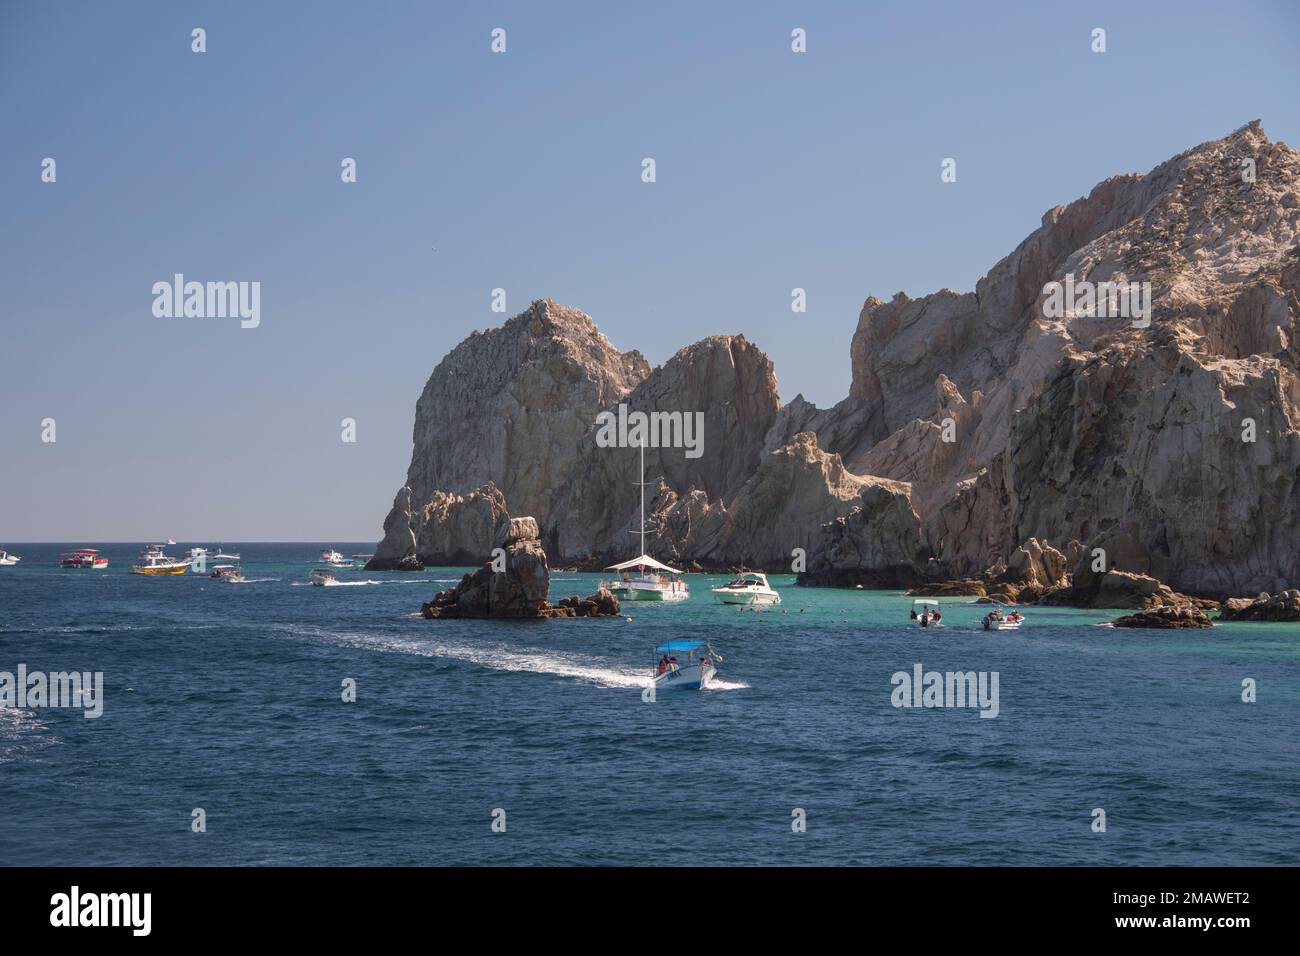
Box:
<box><xmin>0</xmin><ymin>707</ymin><xmax>55</xmax><ymax>764</ymax></box>
<box><xmin>292</xmin><ymin>578</ymin><xmax>438</xmax><ymax>588</ymax></box>
<box><xmin>274</xmin><ymin>623</ymin><xmax>748</xmax><ymax>691</ymax></box>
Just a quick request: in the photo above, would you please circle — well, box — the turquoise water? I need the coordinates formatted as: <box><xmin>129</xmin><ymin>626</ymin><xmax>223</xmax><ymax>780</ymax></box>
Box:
<box><xmin>2</xmin><ymin>543</ymin><xmax>1298</xmax><ymax>865</ymax></box>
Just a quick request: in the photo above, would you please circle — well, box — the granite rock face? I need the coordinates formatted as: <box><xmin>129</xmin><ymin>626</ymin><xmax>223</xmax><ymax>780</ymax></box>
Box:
<box><xmin>377</xmin><ymin>122</ymin><xmax>1300</xmax><ymax>601</ymax></box>
<box><xmin>801</xmin><ymin>120</ymin><xmax>1300</xmax><ymax>597</ymax></box>
<box><xmin>371</xmin><ymin>300</ymin><xmax>649</xmax><ymax>570</ymax></box>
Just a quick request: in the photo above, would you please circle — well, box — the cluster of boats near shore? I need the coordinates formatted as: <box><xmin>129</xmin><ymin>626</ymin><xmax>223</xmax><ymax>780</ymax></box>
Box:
<box><xmin>0</xmin><ymin>545</ymin><xmax>371</xmax><ymax>585</ymax></box>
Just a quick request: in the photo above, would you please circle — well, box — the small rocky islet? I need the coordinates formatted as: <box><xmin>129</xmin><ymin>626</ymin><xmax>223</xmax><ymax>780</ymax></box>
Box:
<box><xmin>379</xmin><ymin>122</ymin><xmax>1300</xmax><ymax>629</ymax></box>
<box><xmin>420</xmin><ymin>518</ymin><xmax>621</xmax><ymax>620</ymax></box>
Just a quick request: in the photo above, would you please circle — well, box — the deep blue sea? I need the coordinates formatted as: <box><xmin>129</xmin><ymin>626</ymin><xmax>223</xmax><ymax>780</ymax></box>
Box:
<box><xmin>1</xmin><ymin>542</ymin><xmax>1298</xmax><ymax>866</ymax></box>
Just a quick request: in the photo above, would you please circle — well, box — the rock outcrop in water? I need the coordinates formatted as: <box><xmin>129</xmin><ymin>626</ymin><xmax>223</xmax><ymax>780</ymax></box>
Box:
<box><xmin>420</xmin><ymin>517</ymin><xmax>620</xmax><ymax>619</ymax></box>
<box><xmin>1111</xmin><ymin>605</ymin><xmax>1214</xmax><ymax>629</ymax></box>
<box><xmin>1218</xmin><ymin>589</ymin><xmax>1300</xmax><ymax>621</ymax></box>
<box><xmin>376</xmin><ymin>122</ymin><xmax>1300</xmax><ymax>603</ymax></box>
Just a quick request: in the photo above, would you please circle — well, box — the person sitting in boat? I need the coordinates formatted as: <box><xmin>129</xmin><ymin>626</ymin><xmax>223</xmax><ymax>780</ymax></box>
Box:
<box><xmin>668</xmin><ymin>657</ymin><xmax>679</xmax><ymax>673</ymax></box>
<box><xmin>932</xmin><ymin>609</ymin><xmax>942</xmax><ymax>623</ymax></box>
<box><xmin>910</xmin><ymin>608</ymin><xmax>918</xmax><ymax>620</ymax></box>
<box><xmin>920</xmin><ymin>610</ymin><xmax>930</xmax><ymax>627</ymax></box>
<box><xmin>658</xmin><ymin>655</ymin><xmax>668</xmax><ymax>675</ymax></box>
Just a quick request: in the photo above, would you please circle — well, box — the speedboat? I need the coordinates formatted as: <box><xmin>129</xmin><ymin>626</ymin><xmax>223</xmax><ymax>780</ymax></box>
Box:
<box><xmin>209</xmin><ymin>564</ymin><xmax>245</xmax><ymax>583</ymax></box>
<box><xmin>652</xmin><ymin>640</ymin><xmax>721</xmax><ymax>691</ymax></box>
<box><xmin>350</xmin><ymin>554</ymin><xmax>372</xmax><ymax>568</ymax></box>
<box><xmin>0</xmin><ymin>549</ymin><xmax>19</xmax><ymax>566</ymax></box>
<box><xmin>320</xmin><ymin>548</ymin><xmax>352</xmax><ymax>568</ymax></box>
<box><xmin>982</xmin><ymin>608</ymin><xmax>1024</xmax><ymax>630</ymax></box>
<box><xmin>711</xmin><ymin>571</ymin><xmax>780</xmax><ymax>606</ymax></box>
<box><xmin>911</xmin><ymin>598</ymin><xmax>944</xmax><ymax>628</ymax></box>
<box><xmin>600</xmin><ymin>442</ymin><xmax>689</xmax><ymax>602</ymax></box>
<box><xmin>309</xmin><ymin>568</ymin><xmax>337</xmax><ymax>586</ymax></box>
<box><xmin>130</xmin><ymin>545</ymin><xmax>189</xmax><ymax>575</ymax></box>
<box><xmin>61</xmin><ymin>549</ymin><xmax>108</xmax><ymax>569</ymax></box>
<box><xmin>212</xmin><ymin>545</ymin><xmax>241</xmax><ymax>560</ymax></box>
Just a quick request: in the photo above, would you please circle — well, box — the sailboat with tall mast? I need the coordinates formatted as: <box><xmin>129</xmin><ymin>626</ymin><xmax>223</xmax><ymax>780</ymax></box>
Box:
<box><xmin>601</xmin><ymin>442</ymin><xmax>689</xmax><ymax>602</ymax></box>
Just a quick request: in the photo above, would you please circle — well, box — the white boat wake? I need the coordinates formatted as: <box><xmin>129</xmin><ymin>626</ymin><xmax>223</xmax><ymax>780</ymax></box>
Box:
<box><xmin>275</xmin><ymin>624</ymin><xmax>748</xmax><ymax>690</ymax></box>
<box><xmin>291</xmin><ymin>578</ymin><xmax>443</xmax><ymax>588</ymax></box>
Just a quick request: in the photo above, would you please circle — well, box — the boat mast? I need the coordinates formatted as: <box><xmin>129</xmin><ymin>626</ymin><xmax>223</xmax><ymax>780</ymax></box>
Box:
<box><xmin>638</xmin><ymin>440</ymin><xmax>646</xmax><ymax>557</ymax></box>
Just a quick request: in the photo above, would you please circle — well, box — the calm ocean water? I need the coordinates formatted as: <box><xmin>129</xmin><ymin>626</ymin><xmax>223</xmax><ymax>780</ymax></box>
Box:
<box><xmin>1</xmin><ymin>542</ymin><xmax>1298</xmax><ymax>866</ymax></box>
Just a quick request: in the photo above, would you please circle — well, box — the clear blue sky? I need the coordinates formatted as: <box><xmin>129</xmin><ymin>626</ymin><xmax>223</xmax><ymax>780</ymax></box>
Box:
<box><xmin>2</xmin><ymin>0</ymin><xmax>1297</xmax><ymax>541</ymax></box>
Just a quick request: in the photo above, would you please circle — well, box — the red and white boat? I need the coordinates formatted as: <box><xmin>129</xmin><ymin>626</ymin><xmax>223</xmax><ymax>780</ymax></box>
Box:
<box><xmin>61</xmin><ymin>549</ymin><xmax>108</xmax><ymax>569</ymax></box>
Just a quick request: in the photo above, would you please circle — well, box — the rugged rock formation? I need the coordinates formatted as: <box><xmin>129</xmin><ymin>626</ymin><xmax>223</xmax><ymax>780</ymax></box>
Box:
<box><xmin>375</xmin><ymin>122</ymin><xmax>1300</xmax><ymax>603</ymax></box>
<box><xmin>799</xmin><ymin>477</ymin><xmax>928</xmax><ymax>587</ymax></box>
<box><xmin>548</xmin><ymin>334</ymin><xmax>781</xmax><ymax>563</ymax></box>
<box><xmin>1218</xmin><ymin>589</ymin><xmax>1300</xmax><ymax>621</ymax></box>
<box><xmin>1112</xmin><ymin>605</ymin><xmax>1214</xmax><ymax>629</ymax></box>
<box><xmin>420</xmin><ymin>517</ymin><xmax>620</xmax><ymax>619</ymax></box>
<box><xmin>371</xmin><ymin>301</ymin><xmax>649</xmax><ymax>570</ymax></box>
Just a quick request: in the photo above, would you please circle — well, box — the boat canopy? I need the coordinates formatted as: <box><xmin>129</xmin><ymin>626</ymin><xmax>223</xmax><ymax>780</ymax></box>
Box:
<box><xmin>655</xmin><ymin>640</ymin><xmax>707</xmax><ymax>654</ymax></box>
<box><xmin>605</xmin><ymin>554</ymin><xmax>683</xmax><ymax>574</ymax></box>
<box><xmin>912</xmin><ymin>599</ymin><xmax>940</xmax><ymax>606</ymax></box>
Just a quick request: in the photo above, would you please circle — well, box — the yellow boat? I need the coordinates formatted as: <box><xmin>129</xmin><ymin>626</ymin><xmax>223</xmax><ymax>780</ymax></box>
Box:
<box><xmin>130</xmin><ymin>545</ymin><xmax>189</xmax><ymax>575</ymax></box>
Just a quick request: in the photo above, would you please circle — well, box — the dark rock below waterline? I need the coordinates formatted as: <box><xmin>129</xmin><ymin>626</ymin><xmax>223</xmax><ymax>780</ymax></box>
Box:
<box><xmin>1218</xmin><ymin>590</ymin><xmax>1300</xmax><ymax>621</ymax></box>
<box><xmin>1111</xmin><ymin>605</ymin><xmax>1214</xmax><ymax>629</ymax></box>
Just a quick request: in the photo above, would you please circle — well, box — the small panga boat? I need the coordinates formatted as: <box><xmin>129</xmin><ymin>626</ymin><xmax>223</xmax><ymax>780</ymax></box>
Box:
<box><xmin>982</xmin><ymin>608</ymin><xmax>1024</xmax><ymax>630</ymax></box>
<box><xmin>911</xmin><ymin>598</ymin><xmax>944</xmax><ymax>628</ymax></box>
<box><xmin>652</xmin><ymin>640</ymin><xmax>721</xmax><ymax>691</ymax></box>
<box><xmin>309</xmin><ymin>568</ymin><xmax>337</xmax><ymax>586</ymax></box>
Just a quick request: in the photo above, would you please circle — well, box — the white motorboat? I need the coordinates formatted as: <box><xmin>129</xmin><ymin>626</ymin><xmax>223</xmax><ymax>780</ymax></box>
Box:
<box><xmin>711</xmin><ymin>571</ymin><xmax>781</xmax><ymax>606</ymax></box>
<box><xmin>982</xmin><ymin>608</ymin><xmax>1024</xmax><ymax>630</ymax></box>
<box><xmin>212</xmin><ymin>545</ymin><xmax>241</xmax><ymax>561</ymax></box>
<box><xmin>320</xmin><ymin>547</ymin><xmax>352</xmax><ymax>568</ymax></box>
<box><xmin>310</xmin><ymin>568</ymin><xmax>337</xmax><ymax>586</ymax></box>
<box><xmin>652</xmin><ymin>640</ymin><xmax>720</xmax><ymax>691</ymax></box>
<box><xmin>911</xmin><ymin>598</ymin><xmax>944</xmax><ymax>628</ymax></box>
<box><xmin>600</xmin><ymin>442</ymin><xmax>689</xmax><ymax>602</ymax></box>
<box><xmin>209</xmin><ymin>564</ymin><xmax>245</xmax><ymax>583</ymax></box>
<box><xmin>0</xmin><ymin>549</ymin><xmax>19</xmax><ymax>566</ymax></box>
<box><xmin>350</xmin><ymin>554</ymin><xmax>372</xmax><ymax>568</ymax></box>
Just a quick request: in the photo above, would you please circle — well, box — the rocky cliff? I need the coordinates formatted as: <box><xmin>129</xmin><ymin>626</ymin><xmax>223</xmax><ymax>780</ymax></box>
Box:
<box><xmin>372</xmin><ymin>122</ymin><xmax>1300</xmax><ymax>601</ymax></box>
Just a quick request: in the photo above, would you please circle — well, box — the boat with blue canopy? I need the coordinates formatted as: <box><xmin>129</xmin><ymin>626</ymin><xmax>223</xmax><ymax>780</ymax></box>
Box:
<box><xmin>653</xmin><ymin>639</ymin><xmax>721</xmax><ymax>690</ymax></box>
